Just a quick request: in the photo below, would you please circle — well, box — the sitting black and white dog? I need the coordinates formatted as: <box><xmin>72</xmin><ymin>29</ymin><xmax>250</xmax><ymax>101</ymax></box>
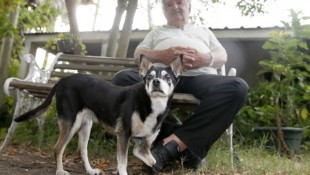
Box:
<box><xmin>14</xmin><ymin>55</ymin><xmax>183</xmax><ymax>175</ymax></box>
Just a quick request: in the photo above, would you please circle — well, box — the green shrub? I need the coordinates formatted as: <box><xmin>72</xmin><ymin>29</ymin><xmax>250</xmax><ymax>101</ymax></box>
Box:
<box><xmin>0</xmin><ymin>59</ymin><xmax>20</xmax><ymax>130</ymax></box>
<box><xmin>236</xmin><ymin>10</ymin><xmax>310</xmax><ymax>140</ymax></box>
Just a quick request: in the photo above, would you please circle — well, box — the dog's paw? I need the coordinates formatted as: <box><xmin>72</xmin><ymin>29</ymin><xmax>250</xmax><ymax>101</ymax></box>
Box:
<box><xmin>56</xmin><ymin>170</ymin><xmax>71</xmax><ymax>175</ymax></box>
<box><xmin>86</xmin><ymin>168</ymin><xmax>102</xmax><ymax>175</ymax></box>
<box><xmin>149</xmin><ymin>155</ymin><xmax>156</xmax><ymax>166</ymax></box>
<box><xmin>118</xmin><ymin>170</ymin><xmax>128</xmax><ymax>175</ymax></box>
<box><xmin>144</xmin><ymin>154</ymin><xmax>156</xmax><ymax>167</ymax></box>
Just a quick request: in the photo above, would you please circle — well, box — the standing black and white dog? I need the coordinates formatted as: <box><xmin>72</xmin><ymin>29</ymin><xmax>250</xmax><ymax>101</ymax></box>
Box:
<box><xmin>14</xmin><ymin>55</ymin><xmax>183</xmax><ymax>175</ymax></box>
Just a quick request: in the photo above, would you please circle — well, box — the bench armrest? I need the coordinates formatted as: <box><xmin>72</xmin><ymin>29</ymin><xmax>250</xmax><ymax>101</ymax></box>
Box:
<box><xmin>22</xmin><ymin>54</ymin><xmax>51</xmax><ymax>83</ymax></box>
<box><xmin>3</xmin><ymin>53</ymin><xmax>61</xmax><ymax>96</ymax></box>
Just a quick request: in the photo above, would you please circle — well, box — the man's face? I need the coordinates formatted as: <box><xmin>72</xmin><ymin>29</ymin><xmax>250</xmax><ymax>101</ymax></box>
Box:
<box><xmin>163</xmin><ymin>0</ymin><xmax>191</xmax><ymax>27</ymax></box>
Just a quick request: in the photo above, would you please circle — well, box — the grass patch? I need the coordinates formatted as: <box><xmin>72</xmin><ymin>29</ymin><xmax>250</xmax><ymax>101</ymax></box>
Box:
<box><xmin>1</xmin><ymin>105</ymin><xmax>309</xmax><ymax>174</ymax></box>
<box><xmin>198</xmin><ymin>138</ymin><xmax>310</xmax><ymax>175</ymax></box>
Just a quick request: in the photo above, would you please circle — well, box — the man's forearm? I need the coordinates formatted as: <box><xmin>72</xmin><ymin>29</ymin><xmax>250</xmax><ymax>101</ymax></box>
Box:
<box><xmin>134</xmin><ymin>47</ymin><xmax>227</xmax><ymax>69</ymax></box>
<box><xmin>195</xmin><ymin>48</ymin><xmax>227</xmax><ymax>69</ymax></box>
<box><xmin>134</xmin><ymin>47</ymin><xmax>180</xmax><ymax>65</ymax></box>
<box><xmin>211</xmin><ymin>48</ymin><xmax>227</xmax><ymax>69</ymax></box>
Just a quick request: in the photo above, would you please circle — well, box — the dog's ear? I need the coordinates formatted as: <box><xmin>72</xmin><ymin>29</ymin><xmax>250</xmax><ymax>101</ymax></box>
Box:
<box><xmin>170</xmin><ymin>54</ymin><xmax>183</xmax><ymax>78</ymax></box>
<box><xmin>139</xmin><ymin>54</ymin><xmax>152</xmax><ymax>77</ymax></box>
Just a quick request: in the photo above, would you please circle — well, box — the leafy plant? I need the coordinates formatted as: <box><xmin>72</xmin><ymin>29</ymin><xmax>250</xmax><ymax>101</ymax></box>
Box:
<box><xmin>45</xmin><ymin>33</ymin><xmax>87</xmax><ymax>55</ymax></box>
<box><xmin>236</xmin><ymin>0</ymin><xmax>268</xmax><ymax>16</ymax></box>
<box><xmin>237</xmin><ymin>10</ymin><xmax>310</xmax><ymax>156</ymax></box>
<box><xmin>18</xmin><ymin>2</ymin><xmax>59</xmax><ymax>33</ymax></box>
<box><xmin>257</xmin><ymin>32</ymin><xmax>309</xmax><ymax>127</ymax></box>
<box><xmin>0</xmin><ymin>0</ymin><xmax>60</xmax><ymax>134</ymax></box>
<box><xmin>258</xmin><ymin>10</ymin><xmax>309</xmax><ymax>126</ymax></box>
<box><xmin>240</xmin><ymin>10</ymin><xmax>310</xmax><ymax>127</ymax></box>
<box><xmin>0</xmin><ymin>0</ymin><xmax>22</xmax><ymax>39</ymax></box>
<box><xmin>1</xmin><ymin>1</ymin><xmax>59</xmax><ymax>57</ymax></box>
<box><xmin>0</xmin><ymin>59</ymin><xmax>19</xmax><ymax>129</ymax></box>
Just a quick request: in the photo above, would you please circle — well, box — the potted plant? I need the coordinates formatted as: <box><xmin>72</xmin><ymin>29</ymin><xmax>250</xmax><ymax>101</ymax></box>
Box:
<box><xmin>45</xmin><ymin>33</ymin><xmax>87</xmax><ymax>55</ymax></box>
<box><xmin>239</xmin><ymin>10</ymin><xmax>310</xmax><ymax>156</ymax></box>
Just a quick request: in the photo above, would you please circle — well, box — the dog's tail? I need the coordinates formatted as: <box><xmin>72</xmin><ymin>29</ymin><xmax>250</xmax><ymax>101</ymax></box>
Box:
<box><xmin>14</xmin><ymin>84</ymin><xmax>58</xmax><ymax>122</ymax></box>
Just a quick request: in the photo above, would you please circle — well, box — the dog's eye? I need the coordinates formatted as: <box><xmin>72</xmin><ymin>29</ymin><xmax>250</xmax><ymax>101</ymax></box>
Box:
<box><xmin>147</xmin><ymin>74</ymin><xmax>154</xmax><ymax>81</ymax></box>
<box><xmin>164</xmin><ymin>74</ymin><xmax>171</xmax><ymax>81</ymax></box>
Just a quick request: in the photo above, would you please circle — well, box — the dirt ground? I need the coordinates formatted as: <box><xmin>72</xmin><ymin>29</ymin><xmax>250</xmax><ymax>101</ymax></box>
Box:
<box><xmin>0</xmin><ymin>145</ymin><xmax>188</xmax><ymax>175</ymax></box>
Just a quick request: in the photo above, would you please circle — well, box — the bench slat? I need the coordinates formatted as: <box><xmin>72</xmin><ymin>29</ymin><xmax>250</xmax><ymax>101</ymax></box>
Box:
<box><xmin>26</xmin><ymin>90</ymin><xmax>50</xmax><ymax>98</ymax></box>
<box><xmin>51</xmin><ymin>71</ymin><xmax>115</xmax><ymax>81</ymax></box>
<box><xmin>59</xmin><ymin>54</ymin><xmax>136</xmax><ymax>65</ymax></box>
<box><xmin>54</xmin><ymin>64</ymin><xmax>129</xmax><ymax>73</ymax></box>
<box><xmin>10</xmin><ymin>80</ymin><xmax>54</xmax><ymax>90</ymax></box>
<box><xmin>9</xmin><ymin>79</ymin><xmax>200</xmax><ymax>105</ymax></box>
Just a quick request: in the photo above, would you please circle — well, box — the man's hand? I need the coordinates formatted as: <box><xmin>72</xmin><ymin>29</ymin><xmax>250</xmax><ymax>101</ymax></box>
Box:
<box><xmin>134</xmin><ymin>47</ymin><xmax>212</xmax><ymax>69</ymax></box>
<box><xmin>175</xmin><ymin>47</ymin><xmax>208</xmax><ymax>69</ymax></box>
<box><xmin>160</xmin><ymin>46</ymin><xmax>187</xmax><ymax>65</ymax></box>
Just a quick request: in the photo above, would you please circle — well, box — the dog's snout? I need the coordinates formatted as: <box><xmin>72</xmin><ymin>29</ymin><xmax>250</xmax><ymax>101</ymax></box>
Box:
<box><xmin>153</xmin><ymin>79</ymin><xmax>160</xmax><ymax>87</ymax></box>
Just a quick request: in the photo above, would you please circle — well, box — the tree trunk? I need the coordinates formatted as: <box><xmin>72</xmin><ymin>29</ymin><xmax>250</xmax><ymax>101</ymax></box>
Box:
<box><xmin>0</xmin><ymin>5</ymin><xmax>20</xmax><ymax>107</ymax></box>
<box><xmin>147</xmin><ymin>0</ymin><xmax>153</xmax><ymax>29</ymax></box>
<box><xmin>65</xmin><ymin>0</ymin><xmax>81</xmax><ymax>54</ymax></box>
<box><xmin>275</xmin><ymin>106</ymin><xmax>294</xmax><ymax>158</ymax></box>
<box><xmin>106</xmin><ymin>0</ymin><xmax>127</xmax><ymax>57</ymax></box>
<box><xmin>116</xmin><ymin>0</ymin><xmax>138</xmax><ymax>58</ymax></box>
<box><xmin>65</xmin><ymin>0</ymin><xmax>79</xmax><ymax>34</ymax></box>
<box><xmin>92</xmin><ymin>0</ymin><xmax>100</xmax><ymax>31</ymax></box>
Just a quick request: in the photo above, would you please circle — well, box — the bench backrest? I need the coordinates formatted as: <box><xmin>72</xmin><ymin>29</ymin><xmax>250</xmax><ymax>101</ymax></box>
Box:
<box><xmin>49</xmin><ymin>54</ymin><xmax>138</xmax><ymax>83</ymax></box>
<box><xmin>12</xmin><ymin>52</ymin><xmax>233</xmax><ymax>105</ymax></box>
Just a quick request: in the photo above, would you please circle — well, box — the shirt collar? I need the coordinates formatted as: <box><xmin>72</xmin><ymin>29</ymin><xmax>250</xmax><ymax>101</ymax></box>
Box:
<box><xmin>163</xmin><ymin>23</ymin><xmax>192</xmax><ymax>30</ymax></box>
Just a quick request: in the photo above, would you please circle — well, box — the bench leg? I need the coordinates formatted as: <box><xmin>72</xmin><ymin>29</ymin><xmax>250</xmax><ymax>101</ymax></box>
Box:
<box><xmin>226</xmin><ymin>124</ymin><xmax>234</xmax><ymax>168</ymax></box>
<box><xmin>0</xmin><ymin>121</ymin><xmax>19</xmax><ymax>152</ymax></box>
<box><xmin>21</xmin><ymin>97</ymin><xmax>46</xmax><ymax>148</ymax></box>
<box><xmin>36</xmin><ymin>113</ymin><xmax>45</xmax><ymax>148</ymax></box>
<box><xmin>0</xmin><ymin>92</ymin><xmax>46</xmax><ymax>152</ymax></box>
<box><xmin>0</xmin><ymin>94</ymin><xmax>23</xmax><ymax>153</ymax></box>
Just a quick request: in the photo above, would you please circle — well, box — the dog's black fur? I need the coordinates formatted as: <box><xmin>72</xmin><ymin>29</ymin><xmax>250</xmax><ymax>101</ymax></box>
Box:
<box><xmin>14</xmin><ymin>55</ymin><xmax>183</xmax><ymax>175</ymax></box>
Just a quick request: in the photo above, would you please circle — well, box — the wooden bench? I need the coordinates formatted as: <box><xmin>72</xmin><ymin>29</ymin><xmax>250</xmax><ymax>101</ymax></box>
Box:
<box><xmin>6</xmin><ymin>54</ymin><xmax>200</xmax><ymax>105</ymax></box>
<box><xmin>1</xmin><ymin>53</ymin><xmax>236</xmax><ymax>166</ymax></box>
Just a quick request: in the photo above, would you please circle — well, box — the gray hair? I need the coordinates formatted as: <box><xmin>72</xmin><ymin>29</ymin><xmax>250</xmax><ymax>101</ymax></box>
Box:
<box><xmin>161</xmin><ymin>0</ymin><xmax>191</xmax><ymax>10</ymax></box>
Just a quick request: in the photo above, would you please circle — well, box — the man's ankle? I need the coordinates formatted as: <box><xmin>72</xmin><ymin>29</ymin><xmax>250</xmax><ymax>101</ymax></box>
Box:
<box><xmin>179</xmin><ymin>149</ymin><xmax>203</xmax><ymax>170</ymax></box>
<box><xmin>163</xmin><ymin>134</ymin><xmax>187</xmax><ymax>151</ymax></box>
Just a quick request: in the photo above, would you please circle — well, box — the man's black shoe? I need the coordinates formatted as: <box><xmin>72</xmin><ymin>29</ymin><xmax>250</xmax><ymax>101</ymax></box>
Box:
<box><xmin>151</xmin><ymin>140</ymin><xmax>180</xmax><ymax>171</ymax></box>
<box><xmin>179</xmin><ymin>149</ymin><xmax>203</xmax><ymax>170</ymax></box>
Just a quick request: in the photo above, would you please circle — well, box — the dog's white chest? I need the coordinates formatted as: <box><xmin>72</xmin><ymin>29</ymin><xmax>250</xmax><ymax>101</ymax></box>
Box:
<box><xmin>131</xmin><ymin>97</ymin><xmax>168</xmax><ymax>137</ymax></box>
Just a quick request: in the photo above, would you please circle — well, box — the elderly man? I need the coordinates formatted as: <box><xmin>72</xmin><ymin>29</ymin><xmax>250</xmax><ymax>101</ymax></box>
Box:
<box><xmin>112</xmin><ymin>0</ymin><xmax>249</xmax><ymax>171</ymax></box>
